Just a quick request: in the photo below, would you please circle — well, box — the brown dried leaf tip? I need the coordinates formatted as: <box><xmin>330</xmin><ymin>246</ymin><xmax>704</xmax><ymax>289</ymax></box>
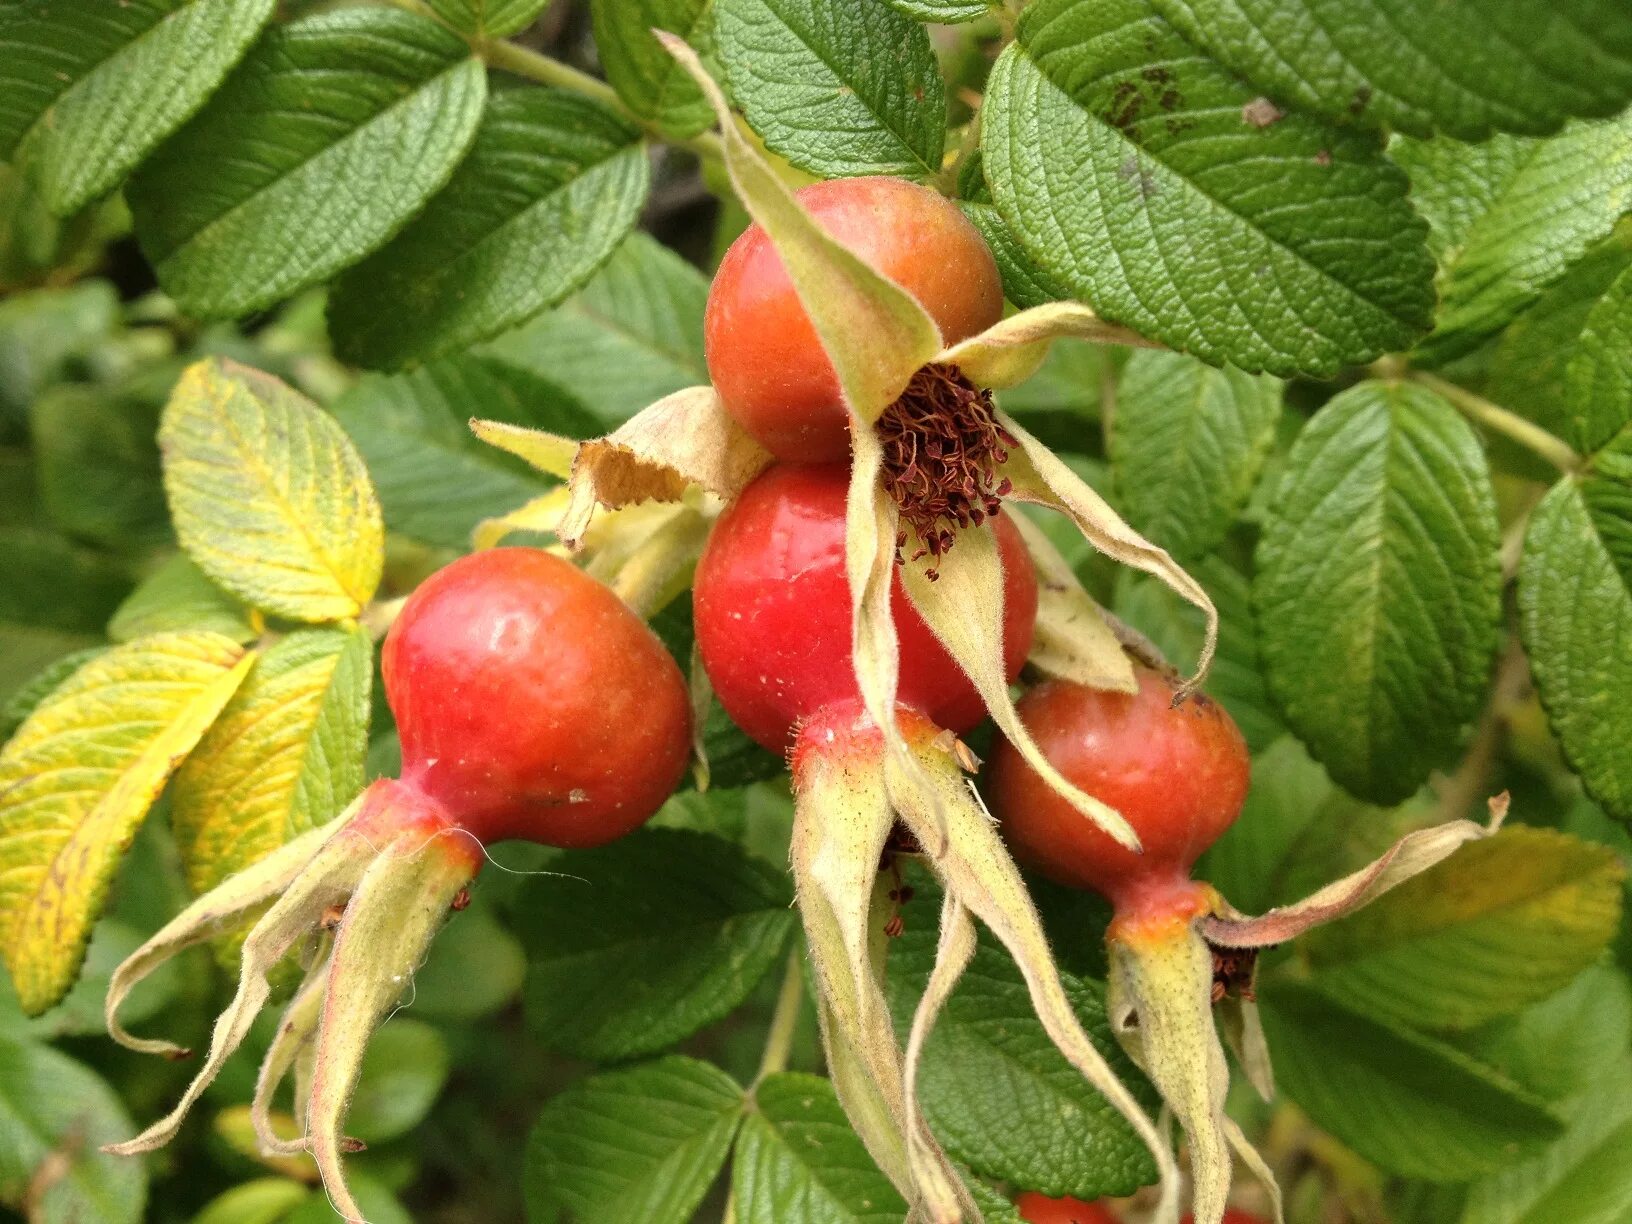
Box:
<box><xmin>876</xmin><ymin>363</ymin><xmax>1015</xmax><ymax>579</ymax></box>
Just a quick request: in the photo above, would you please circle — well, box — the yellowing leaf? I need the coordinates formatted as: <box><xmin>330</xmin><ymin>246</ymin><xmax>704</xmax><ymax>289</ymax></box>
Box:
<box><xmin>0</xmin><ymin>633</ymin><xmax>254</xmax><ymax>1014</ymax></box>
<box><xmin>171</xmin><ymin>627</ymin><xmax>372</xmax><ymax>897</ymax></box>
<box><xmin>659</xmin><ymin>33</ymin><xmax>941</xmax><ymax>422</ymax></box>
<box><xmin>161</xmin><ymin>358</ymin><xmax>383</xmax><ymax>623</ymax></box>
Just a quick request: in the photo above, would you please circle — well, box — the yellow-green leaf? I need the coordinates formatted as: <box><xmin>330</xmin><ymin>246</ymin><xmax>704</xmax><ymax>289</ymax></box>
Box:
<box><xmin>171</xmin><ymin>626</ymin><xmax>372</xmax><ymax>896</ymax></box>
<box><xmin>0</xmin><ymin>632</ymin><xmax>254</xmax><ymax>1014</ymax></box>
<box><xmin>160</xmin><ymin>358</ymin><xmax>383</xmax><ymax>622</ymax></box>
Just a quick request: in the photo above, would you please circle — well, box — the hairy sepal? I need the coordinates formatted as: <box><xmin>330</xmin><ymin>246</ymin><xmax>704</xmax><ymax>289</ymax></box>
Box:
<box><xmin>998</xmin><ymin>409</ymin><xmax>1218</xmax><ymax>696</ymax></box>
<box><xmin>899</xmin><ymin>523</ymin><xmax>1140</xmax><ymax>851</ymax></box>
<box><xmin>1010</xmin><ymin>512</ymin><xmax>1138</xmax><ymax>694</ymax></box>
<box><xmin>254</xmin><ymin>943</ymin><xmax>331</xmax><ymax>1154</ymax></box>
<box><xmin>890</xmin><ymin>738</ymin><xmax>1181</xmax><ymax>1224</ymax></box>
<box><xmin>472</xmin><ymin>486</ymin><xmax>571</xmax><ymax>552</ymax></box>
<box><xmin>792</xmin><ymin>730</ymin><xmax>969</xmax><ymax>1219</ymax></box>
<box><xmin>658</xmin><ymin>34</ymin><xmax>942</xmax><ymax>425</ymax></box>
<box><xmin>936</xmin><ymin>302</ymin><xmax>1157</xmax><ymax>389</ymax></box>
<box><xmin>305</xmin><ymin>828</ymin><xmax>480</xmax><ymax>1223</ymax></box>
<box><xmin>1108</xmin><ymin>922</ymin><xmax>1238</xmax><ymax>1224</ymax></box>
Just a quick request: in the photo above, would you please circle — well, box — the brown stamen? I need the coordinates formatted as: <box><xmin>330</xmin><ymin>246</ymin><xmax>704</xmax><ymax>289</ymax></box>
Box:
<box><xmin>876</xmin><ymin>363</ymin><xmax>1015</xmax><ymax>579</ymax></box>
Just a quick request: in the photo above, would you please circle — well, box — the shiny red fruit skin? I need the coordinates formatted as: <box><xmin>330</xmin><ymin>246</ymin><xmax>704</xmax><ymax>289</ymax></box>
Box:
<box><xmin>704</xmin><ymin>176</ymin><xmax>1004</xmax><ymax>462</ymax></box>
<box><xmin>693</xmin><ymin>463</ymin><xmax>1037</xmax><ymax>752</ymax></box>
<box><xmin>383</xmin><ymin>548</ymin><xmax>691</xmax><ymax>848</ymax></box>
<box><xmin>987</xmin><ymin>670</ymin><xmax>1250</xmax><ymax>911</ymax></box>
<box><xmin>1014</xmin><ymin>1191</ymin><xmax>1120</xmax><ymax>1224</ymax></box>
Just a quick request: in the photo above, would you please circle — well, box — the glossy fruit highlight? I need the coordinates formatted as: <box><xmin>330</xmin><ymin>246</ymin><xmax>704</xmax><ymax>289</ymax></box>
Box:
<box><xmin>704</xmin><ymin>176</ymin><xmax>1003</xmax><ymax>462</ymax></box>
<box><xmin>692</xmin><ymin>462</ymin><xmax>1036</xmax><ymax>751</ymax></box>
<box><xmin>1015</xmin><ymin>1191</ymin><xmax>1121</xmax><ymax>1224</ymax></box>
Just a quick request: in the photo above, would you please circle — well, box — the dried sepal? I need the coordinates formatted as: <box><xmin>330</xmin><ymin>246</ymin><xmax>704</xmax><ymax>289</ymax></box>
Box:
<box><xmin>998</xmin><ymin>409</ymin><xmax>1218</xmax><ymax>694</ymax></box>
<box><xmin>466</xmin><ymin>419</ymin><xmax>576</xmax><ymax>479</ymax></box>
<box><xmin>936</xmin><ymin>302</ymin><xmax>1158</xmax><ymax>390</ymax></box>
<box><xmin>899</xmin><ymin>521</ymin><xmax>1141</xmax><ymax>850</ymax></box>
<box><xmin>254</xmin><ymin>946</ymin><xmax>330</xmax><ymax>1155</ymax></box>
<box><xmin>888</xmin><ymin>737</ymin><xmax>1181</xmax><ymax>1224</ymax></box>
<box><xmin>1223</xmin><ymin>1116</ymin><xmax>1284</xmax><ymax>1224</ymax></box>
<box><xmin>1010</xmin><ymin>512</ymin><xmax>1138</xmax><ymax>694</ymax></box>
<box><xmin>657</xmin><ymin>33</ymin><xmax>942</xmax><ymax>423</ymax></box>
<box><xmin>1216</xmin><ymin>992</ymin><xmax>1275</xmax><ymax>1101</ymax></box>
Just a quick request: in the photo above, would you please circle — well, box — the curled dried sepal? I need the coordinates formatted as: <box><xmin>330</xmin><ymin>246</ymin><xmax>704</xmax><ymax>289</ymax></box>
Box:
<box><xmin>889</xmin><ymin>732</ymin><xmax>1181</xmax><ymax>1224</ymax></box>
<box><xmin>936</xmin><ymin>302</ymin><xmax>1160</xmax><ymax>389</ymax></box>
<box><xmin>1010</xmin><ymin>512</ymin><xmax>1138</xmax><ymax>694</ymax></box>
<box><xmin>899</xmin><ymin>522</ymin><xmax>1141</xmax><ymax>851</ymax></box>
<box><xmin>998</xmin><ymin>410</ymin><xmax>1218</xmax><ymax>695</ymax></box>
<box><xmin>254</xmin><ymin>945</ymin><xmax>331</xmax><ymax>1155</ymax></box>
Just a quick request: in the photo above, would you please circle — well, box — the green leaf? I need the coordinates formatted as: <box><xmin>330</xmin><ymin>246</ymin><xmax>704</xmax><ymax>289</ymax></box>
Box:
<box><xmin>592</xmin><ymin>0</ymin><xmax>716</xmax><ymax>140</ymax></box>
<box><xmin>1302</xmin><ymin>827</ymin><xmax>1625</xmax><ymax>1030</ymax></box>
<box><xmin>1109</xmin><ymin>349</ymin><xmax>1281</xmax><ymax>561</ymax></box>
<box><xmin>1399</xmin><ymin>114</ymin><xmax>1632</xmax><ymax>364</ymax></box>
<box><xmin>0</xmin><ymin>528</ymin><xmax>130</xmax><ymax>701</ymax></box>
<box><xmin>731</xmin><ymin>1072</ymin><xmax>908</xmax><ymax>1224</ymax></box>
<box><xmin>880</xmin><ymin>0</ymin><xmax>989</xmax><ymax>23</ymax></box>
<box><xmin>108</xmin><ymin>554</ymin><xmax>256</xmax><ymax>645</ymax></box>
<box><xmin>125</xmin><ymin>8</ymin><xmax>486</xmax><ymax>318</ymax></box>
<box><xmin>331</xmin><ymin>356</ymin><xmax>595</xmax><ymax>550</ymax></box>
<box><xmin>329</xmin><ymin>84</ymin><xmax>649</xmax><ymax>369</ymax></box>
<box><xmin>0</xmin><ymin>1033</ymin><xmax>145</xmax><ymax>1224</ymax></box>
<box><xmin>1255</xmin><ymin>380</ymin><xmax>1502</xmax><ymax>803</ymax></box>
<box><xmin>160</xmin><ymin>358</ymin><xmax>384</xmax><ymax>623</ymax></box>
<box><xmin>171</xmin><ymin>627</ymin><xmax>370</xmax><ymax>896</ymax></box>
<box><xmin>409</xmin><ymin>899</ymin><xmax>526</xmax><ymax>1020</ymax></box>
<box><xmin>1519</xmin><ymin>432</ymin><xmax>1632</xmax><ymax>821</ymax></box>
<box><xmin>1464</xmin><ymin>964</ymin><xmax>1632</xmax><ymax>1103</ymax></box>
<box><xmin>190</xmin><ymin>1178</ymin><xmax>308</xmax><ymax>1224</ymax></box>
<box><xmin>525</xmin><ymin>1056</ymin><xmax>744</xmax><ymax>1224</ymax></box>
<box><xmin>1457</xmin><ymin>1056</ymin><xmax>1632</xmax><ymax>1224</ymax></box>
<box><xmin>284</xmin><ymin>1175</ymin><xmax>410</xmax><ymax>1224</ymax></box>
<box><xmin>0</xmin><ymin>0</ymin><xmax>275</xmax><ymax>215</ymax></box>
<box><xmin>518</xmin><ymin>828</ymin><xmax>795</xmax><ymax>1060</ymax></box>
<box><xmin>29</xmin><ymin>383</ymin><xmax>168</xmax><ymax>552</ymax></box>
<box><xmin>1147</xmin><ymin>0</ymin><xmax>1632</xmax><ymax>140</ymax></box>
<box><xmin>715</xmin><ymin>0</ymin><xmax>947</xmax><ymax>180</ymax></box>
<box><xmin>959</xmin><ymin>200</ymin><xmax>1072</xmax><ymax>311</ymax></box>
<box><xmin>345</xmin><ymin>1018</ymin><xmax>449</xmax><ymax>1144</ymax></box>
<box><xmin>1260</xmin><ymin>981</ymin><xmax>1563</xmax><ymax>1181</ymax></box>
<box><xmin>1112</xmin><ymin>558</ymin><xmax>1283</xmax><ymax>754</ymax></box>
<box><xmin>0</xmin><ymin>648</ymin><xmax>107</xmax><ymax>742</ymax></box>
<box><xmin>1195</xmin><ymin>735</ymin><xmax>1330</xmax><ymax>915</ymax></box>
<box><xmin>481</xmin><ymin>232</ymin><xmax>709</xmax><ymax>423</ymax></box>
<box><xmin>426</xmin><ymin>0</ymin><xmax>548</xmax><ymax>38</ymax></box>
<box><xmin>0</xmin><ymin>632</ymin><xmax>253</xmax><ymax>1013</ymax></box>
<box><xmin>0</xmin><ymin>281</ymin><xmax>119</xmax><ymax>427</ymax></box>
<box><xmin>884</xmin><ymin>866</ymin><xmax>1158</xmax><ymax>1200</ymax></box>
<box><xmin>1565</xmin><ymin>260</ymin><xmax>1632</xmax><ymax>455</ymax></box>
<box><xmin>983</xmin><ymin>0</ymin><xmax>1434</xmax><ymax>377</ymax></box>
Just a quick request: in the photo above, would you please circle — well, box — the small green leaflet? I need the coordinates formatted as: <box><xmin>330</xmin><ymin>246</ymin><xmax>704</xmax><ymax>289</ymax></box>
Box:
<box><xmin>592</xmin><ymin>0</ymin><xmax>716</xmax><ymax>141</ymax></box>
<box><xmin>1255</xmin><ymin>381</ymin><xmax>1501</xmax><ymax>803</ymax></box>
<box><xmin>715</xmin><ymin>0</ymin><xmax>947</xmax><ymax>180</ymax></box>
<box><xmin>525</xmin><ymin>1056</ymin><xmax>744</xmax><ymax>1224</ymax></box>
<box><xmin>328</xmin><ymin>84</ymin><xmax>649</xmax><ymax>369</ymax></box>
<box><xmin>983</xmin><ymin>0</ymin><xmax>1434</xmax><ymax>377</ymax></box>
<box><xmin>0</xmin><ymin>0</ymin><xmax>275</xmax><ymax>215</ymax></box>
<box><xmin>107</xmin><ymin>554</ymin><xmax>256</xmax><ymax>646</ymax></box>
<box><xmin>518</xmin><ymin>828</ymin><xmax>796</xmax><ymax>1061</ymax></box>
<box><xmin>1148</xmin><ymin>0</ymin><xmax>1632</xmax><ymax>140</ymax></box>
<box><xmin>126</xmin><ymin>7</ymin><xmax>486</xmax><ymax>318</ymax></box>
<box><xmin>1520</xmin><ymin>427</ymin><xmax>1632</xmax><ymax>822</ymax></box>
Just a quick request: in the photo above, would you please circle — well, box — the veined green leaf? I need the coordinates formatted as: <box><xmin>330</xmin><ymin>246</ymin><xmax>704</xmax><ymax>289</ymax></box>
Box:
<box><xmin>732</xmin><ymin>1073</ymin><xmax>908</xmax><ymax>1224</ymax></box>
<box><xmin>592</xmin><ymin>0</ymin><xmax>716</xmax><ymax>140</ymax></box>
<box><xmin>716</xmin><ymin>0</ymin><xmax>947</xmax><ymax>180</ymax></box>
<box><xmin>0</xmin><ymin>527</ymin><xmax>131</xmax><ymax>702</ymax></box>
<box><xmin>426</xmin><ymin>0</ymin><xmax>548</xmax><ymax>38</ymax></box>
<box><xmin>481</xmin><ymin>232</ymin><xmax>709</xmax><ymax>423</ymax></box>
<box><xmin>0</xmin><ymin>0</ymin><xmax>275</xmax><ymax>215</ymax></box>
<box><xmin>171</xmin><ymin>627</ymin><xmax>370</xmax><ymax>896</ymax></box>
<box><xmin>1261</xmin><ymin>981</ymin><xmax>1562</xmax><ymax>1181</ymax></box>
<box><xmin>881</xmin><ymin>0</ymin><xmax>988</xmax><ymax>22</ymax></box>
<box><xmin>984</xmin><ymin>0</ymin><xmax>1434</xmax><ymax>377</ymax></box>
<box><xmin>0</xmin><ymin>632</ymin><xmax>253</xmax><ymax>1014</ymax></box>
<box><xmin>1465</xmin><ymin>964</ymin><xmax>1632</xmax><ymax>1103</ymax></box>
<box><xmin>329</xmin><ymin>84</ymin><xmax>649</xmax><ymax>369</ymax></box>
<box><xmin>518</xmin><ymin>829</ymin><xmax>795</xmax><ymax>1061</ymax></box>
<box><xmin>126</xmin><ymin>7</ymin><xmax>486</xmax><ymax>317</ymax></box>
<box><xmin>1565</xmin><ymin>261</ymin><xmax>1632</xmax><ymax>454</ymax></box>
<box><xmin>1148</xmin><ymin>0</ymin><xmax>1632</xmax><ymax>140</ymax></box>
<box><xmin>1303</xmin><ymin>828</ymin><xmax>1625</xmax><ymax>1029</ymax></box>
<box><xmin>1110</xmin><ymin>350</ymin><xmax>1281</xmax><ymax>561</ymax></box>
<box><xmin>1519</xmin><ymin>428</ymin><xmax>1632</xmax><ymax>821</ymax></box>
<box><xmin>29</xmin><ymin>383</ymin><xmax>168</xmax><ymax>552</ymax></box>
<box><xmin>1256</xmin><ymin>381</ymin><xmax>1501</xmax><ymax>803</ymax></box>
<box><xmin>959</xmin><ymin>201</ymin><xmax>1072</xmax><ymax>311</ymax></box>
<box><xmin>160</xmin><ymin>358</ymin><xmax>383</xmax><ymax>623</ymax></box>
<box><xmin>525</xmin><ymin>1056</ymin><xmax>744</xmax><ymax>1224</ymax></box>
<box><xmin>108</xmin><ymin>554</ymin><xmax>256</xmax><ymax>646</ymax></box>
<box><xmin>1399</xmin><ymin>113</ymin><xmax>1632</xmax><ymax>364</ymax></box>
<box><xmin>189</xmin><ymin>1178</ymin><xmax>308</xmax><ymax>1224</ymax></box>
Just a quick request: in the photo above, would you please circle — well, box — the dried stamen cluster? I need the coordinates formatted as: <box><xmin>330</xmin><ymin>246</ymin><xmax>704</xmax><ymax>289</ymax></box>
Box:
<box><xmin>877</xmin><ymin>363</ymin><xmax>1015</xmax><ymax>578</ymax></box>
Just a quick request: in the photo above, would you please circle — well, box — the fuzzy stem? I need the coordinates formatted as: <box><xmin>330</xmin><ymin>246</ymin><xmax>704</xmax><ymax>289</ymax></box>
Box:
<box><xmin>1409</xmin><ymin>371</ymin><xmax>1580</xmax><ymax>472</ymax></box>
<box><xmin>755</xmin><ymin>950</ymin><xmax>805</xmax><ymax>1084</ymax></box>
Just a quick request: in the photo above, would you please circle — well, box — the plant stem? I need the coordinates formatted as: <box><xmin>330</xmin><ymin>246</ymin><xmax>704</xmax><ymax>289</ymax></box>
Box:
<box><xmin>755</xmin><ymin>949</ymin><xmax>806</xmax><ymax>1085</ymax></box>
<box><xmin>1409</xmin><ymin>370</ymin><xmax>1580</xmax><ymax>473</ymax></box>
